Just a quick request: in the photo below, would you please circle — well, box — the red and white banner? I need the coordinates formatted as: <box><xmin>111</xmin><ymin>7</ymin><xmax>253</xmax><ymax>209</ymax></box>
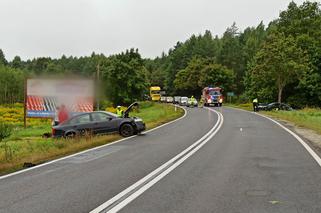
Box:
<box><xmin>26</xmin><ymin>78</ymin><xmax>94</xmax><ymax>118</ymax></box>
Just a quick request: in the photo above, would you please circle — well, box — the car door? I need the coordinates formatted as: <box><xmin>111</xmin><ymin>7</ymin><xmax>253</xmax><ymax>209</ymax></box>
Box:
<box><xmin>68</xmin><ymin>113</ymin><xmax>92</xmax><ymax>135</ymax></box>
<box><xmin>91</xmin><ymin>112</ymin><xmax>119</xmax><ymax>134</ymax></box>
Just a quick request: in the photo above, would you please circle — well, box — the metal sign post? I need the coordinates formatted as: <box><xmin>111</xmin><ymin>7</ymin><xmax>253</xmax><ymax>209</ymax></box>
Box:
<box><xmin>96</xmin><ymin>63</ymin><xmax>100</xmax><ymax>111</ymax></box>
<box><xmin>227</xmin><ymin>92</ymin><xmax>235</xmax><ymax>103</ymax></box>
<box><xmin>24</xmin><ymin>78</ymin><xmax>27</xmax><ymax>128</ymax></box>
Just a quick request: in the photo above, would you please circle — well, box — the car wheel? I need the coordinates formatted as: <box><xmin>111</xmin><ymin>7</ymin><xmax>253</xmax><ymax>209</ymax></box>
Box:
<box><xmin>65</xmin><ymin>131</ymin><xmax>76</xmax><ymax>138</ymax></box>
<box><xmin>120</xmin><ymin>123</ymin><xmax>134</xmax><ymax>137</ymax></box>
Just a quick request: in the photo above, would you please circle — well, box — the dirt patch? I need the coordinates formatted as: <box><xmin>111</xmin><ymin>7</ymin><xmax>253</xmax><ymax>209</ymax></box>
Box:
<box><xmin>294</xmin><ymin>127</ymin><xmax>321</xmax><ymax>152</ymax></box>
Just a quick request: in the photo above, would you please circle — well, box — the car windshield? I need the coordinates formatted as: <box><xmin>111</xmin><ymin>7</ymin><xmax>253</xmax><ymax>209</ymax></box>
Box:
<box><xmin>151</xmin><ymin>90</ymin><xmax>160</xmax><ymax>94</ymax></box>
<box><xmin>209</xmin><ymin>90</ymin><xmax>221</xmax><ymax>96</ymax></box>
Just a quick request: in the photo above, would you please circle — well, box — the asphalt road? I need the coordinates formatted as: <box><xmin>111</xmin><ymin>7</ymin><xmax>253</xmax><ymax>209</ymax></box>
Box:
<box><xmin>1</xmin><ymin>107</ymin><xmax>321</xmax><ymax>213</ymax></box>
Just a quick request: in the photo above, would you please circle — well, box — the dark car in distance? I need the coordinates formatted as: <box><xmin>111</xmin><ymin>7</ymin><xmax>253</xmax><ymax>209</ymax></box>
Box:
<box><xmin>52</xmin><ymin>103</ymin><xmax>145</xmax><ymax>138</ymax></box>
<box><xmin>258</xmin><ymin>102</ymin><xmax>293</xmax><ymax>111</ymax></box>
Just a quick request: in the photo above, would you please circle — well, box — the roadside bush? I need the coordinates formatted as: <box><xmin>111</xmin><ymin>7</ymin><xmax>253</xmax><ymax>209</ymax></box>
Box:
<box><xmin>99</xmin><ymin>100</ymin><xmax>113</xmax><ymax>110</ymax></box>
<box><xmin>286</xmin><ymin>95</ymin><xmax>308</xmax><ymax>109</ymax></box>
<box><xmin>139</xmin><ymin>101</ymin><xmax>155</xmax><ymax>109</ymax></box>
<box><xmin>239</xmin><ymin>103</ymin><xmax>252</xmax><ymax>109</ymax></box>
<box><xmin>0</xmin><ymin>122</ymin><xmax>12</xmax><ymax>142</ymax></box>
<box><xmin>0</xmin><ymin>122</ymin><xmax>13</xmax><ymax>161</ymax></box>
<box><xmin>234</xmin><ymin>94</ymin><xmax>251</xmax><ymax>104</ymax></box>
<box><xmin>105</xmin><ymin>106</ymin><xmax>126</xmax><ymax>113</ymax></box>
<box><xmin>0</xmin><ymin>104</ymin><xmax>51</xmax><ymax>127</ymax></box>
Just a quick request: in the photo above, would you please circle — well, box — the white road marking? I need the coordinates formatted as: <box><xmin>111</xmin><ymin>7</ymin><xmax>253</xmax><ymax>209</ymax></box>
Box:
<box><xmin>226</xmin><ymin>106</ymin><xmax>321</xmax><ymax>168</ymax></box>
<box><xmin>90</xmin><ymin>108</ymin><xmax>223</xmax><ymax>213</ymax></box>
<box><xmin>0</xmin><ymin>107</ymin><xmax>187</xmax><ymax>180</ymax></box>
<box><xmin>257</xmin><ymin>113</ymin><xmax>321</xmax><ymax>167</ymax></box>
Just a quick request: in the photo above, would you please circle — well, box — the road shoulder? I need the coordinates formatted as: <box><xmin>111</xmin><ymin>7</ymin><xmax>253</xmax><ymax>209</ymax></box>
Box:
<box><xmin>265</xmin><ymin>116</ymin><xmax>321</xmax><ymax>158</ymax></box>
<box><xmin>226</xmin><ymin>105</ymin><xmax>321</xmax><ymax>159</ymax></box>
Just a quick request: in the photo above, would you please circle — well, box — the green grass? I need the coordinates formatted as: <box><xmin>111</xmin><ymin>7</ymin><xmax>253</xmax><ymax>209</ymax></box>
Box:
<box><xmin>261</xmin><ymin>108</ymin><xmax>321</xmax><ymax>135</ymax></box>
<box><xmin>0</xmin><ymin>102</ymin><xmax>184</xmax><ymax>175</ymax></box>
<box><xmin>132</xmin><ymin>102</ymin><xmax>184</xmax><ymax>129</ymax></box>
<box><xmin>225</xmin><ymin>103</ymin><xmax>253</xmax><ymax>111</ymax></box>
<box><xmin>12</xmin><ymin>126</ymin><xmax>51</xmax><ymax>138</ymax></box>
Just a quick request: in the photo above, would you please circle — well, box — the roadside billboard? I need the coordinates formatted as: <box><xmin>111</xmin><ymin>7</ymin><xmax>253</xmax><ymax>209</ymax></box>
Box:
<box><xmin>25</xmin><ymin>78</ymin><xmax>94</xmax><ymax>118</ymax></box>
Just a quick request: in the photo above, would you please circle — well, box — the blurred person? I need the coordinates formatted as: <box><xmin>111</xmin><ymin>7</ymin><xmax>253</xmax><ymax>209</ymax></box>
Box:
<box><xmin>58</xmin><ymin>104</ymin><xmax>69</xmax><ymax>123</ymax></box>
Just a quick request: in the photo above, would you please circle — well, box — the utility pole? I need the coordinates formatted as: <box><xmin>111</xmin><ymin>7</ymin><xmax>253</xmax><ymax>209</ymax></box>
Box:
<box><xmin>96</xmin><ymin>63</ymin><xmax>100</xmax><ymax>111</ymax></box>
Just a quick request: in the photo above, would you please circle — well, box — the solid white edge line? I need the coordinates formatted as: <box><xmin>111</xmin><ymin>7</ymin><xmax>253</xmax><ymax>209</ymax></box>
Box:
<box><xmin>0</xmin><ymin>106</ymin><xmax>187</xmax><ymax>180</ymax></box>
<box><xmin>257</xmin><ymin>113</ymin><xmax>321</xmax><ymax>167</ymax></box>
<box><xmin>90</xmin><ymin>108</ymin><xmax>222</xmax><ymax>213</ymax></box>
<box><xmin>225</xmin><ymin>106</ymin><xmax>321</xmax><ymax>167</ymax></box>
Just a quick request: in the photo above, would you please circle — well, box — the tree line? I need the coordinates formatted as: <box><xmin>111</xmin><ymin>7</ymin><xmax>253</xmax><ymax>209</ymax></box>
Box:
<box><xmin>0</xmin><ymin>1</ymin><xmax>320</xmax><ymax>108</ymax></box>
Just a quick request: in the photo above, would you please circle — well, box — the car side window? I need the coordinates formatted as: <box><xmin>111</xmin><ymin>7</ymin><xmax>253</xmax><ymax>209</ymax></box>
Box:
<box><xmin>69</xmin><ymin>114</ymin><xmax>91</xmax><ymax>124</ymax></box>
<box><xmin>68</xmin><ymin>117</ymin><xmax>78</xmax><ymax>124</ymax></box>
<box><xmin>78</xmin><ymin>114</ymin><xmax>91</xmax><ymax>123</ymax></box>
<box><xmin>92</xmin><ymin>113</ymin><xmax>111</xmax><ymax>121</ymax></box>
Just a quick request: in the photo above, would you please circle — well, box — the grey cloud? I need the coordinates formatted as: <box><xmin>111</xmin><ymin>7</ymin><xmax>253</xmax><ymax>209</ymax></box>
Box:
<box><xmin>0</xmin><ymin>0</ymin><xmax>307</xmax><ymax>60</ymax></box>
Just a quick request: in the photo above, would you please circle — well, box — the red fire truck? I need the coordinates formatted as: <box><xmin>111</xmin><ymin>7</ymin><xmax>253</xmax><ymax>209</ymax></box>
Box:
<box><xmin>202</xmin><ymin>87</ymin><xmax>223</xmax><ymax>107</ymax></box>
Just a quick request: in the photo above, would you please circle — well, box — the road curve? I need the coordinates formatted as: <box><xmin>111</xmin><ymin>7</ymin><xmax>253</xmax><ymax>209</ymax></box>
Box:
<box><xmin>0</xmin><ymin>107</ymin><xmax>219</xmax><ymax>213</ymax></box>
<box><xmin>1</xmin><ymin>107</ymin><xmax>321</xmax><ymax>213</ymax></box>
<box><xmin>119</xmin><ymin>107</ymin><xmax>321</xmax><ymax>213</ymax></box>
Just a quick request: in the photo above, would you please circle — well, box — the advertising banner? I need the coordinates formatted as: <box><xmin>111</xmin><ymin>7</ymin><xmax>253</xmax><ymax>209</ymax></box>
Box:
<box><xmin>26</xmin><ymin>78</ymin><xmax>94</xmax><ymax>118</ymax></box>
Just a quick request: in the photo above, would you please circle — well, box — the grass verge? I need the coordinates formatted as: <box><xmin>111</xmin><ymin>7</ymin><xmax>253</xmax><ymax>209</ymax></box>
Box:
<box><xmin>224</xmin><ymin>103</ymin><xmax>253</xmax><ymax>111</ymax></box>
<box><xmin>131</xmin><ymin>102</ymin><xmax>184</xmax><ymax>130</ymax></box>
<box><xmin>0</xmin><ymin>102</ymin><xmax>184</xmax><ymax>175</ymax></box>
<box><xmin>261</xmin><ymin>109</ymin><xmax>321</xmax><ymax>135</ymax></box>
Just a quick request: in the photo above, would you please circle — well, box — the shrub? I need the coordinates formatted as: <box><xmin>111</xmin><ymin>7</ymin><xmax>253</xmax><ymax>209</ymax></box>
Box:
<box><xmin>0</xmin><ymin>122</ymin><xmax>12</xmax><ymax>142</ymax></box>
<box><xmin>0</xmin><ymin>122</ymin><xmax>13</xmax><ymax>161</ymax></box>
<box><xmin>139</xmin><ymin>101</ymin><xmax>154</xmax><ymax>109</ymax></box>
<box><xmin>105</xmin><ymin>106</ymin><xmax>127</xmax><ymax>113</ymax></box>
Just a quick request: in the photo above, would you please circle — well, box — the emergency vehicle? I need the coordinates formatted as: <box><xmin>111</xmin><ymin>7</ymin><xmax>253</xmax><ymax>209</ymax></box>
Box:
<box><xmin>202</xmin><ymin>87</ymin><xmax>223</xmax><ymax>107</ymax></box>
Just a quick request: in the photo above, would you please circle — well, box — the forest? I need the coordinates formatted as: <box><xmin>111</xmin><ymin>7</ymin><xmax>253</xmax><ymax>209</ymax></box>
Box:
<box><xmin>0</xmin><ymin>1</ymin><xmax>320</xmax><ymax>108</ymax></box>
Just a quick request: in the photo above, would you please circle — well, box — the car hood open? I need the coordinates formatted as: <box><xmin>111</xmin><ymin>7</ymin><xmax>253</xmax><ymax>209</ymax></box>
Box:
<box><xmin>123</xmin><ymin>102</ymin><xmax>139</xmax><ymax>118</ymax></box>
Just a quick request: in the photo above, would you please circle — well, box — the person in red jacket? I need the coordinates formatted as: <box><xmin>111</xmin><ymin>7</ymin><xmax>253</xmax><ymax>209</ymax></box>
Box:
<box><xmin>58</xmin><ymin>104</ymin><xmax>69</xmax><ymax>124</ymax></box>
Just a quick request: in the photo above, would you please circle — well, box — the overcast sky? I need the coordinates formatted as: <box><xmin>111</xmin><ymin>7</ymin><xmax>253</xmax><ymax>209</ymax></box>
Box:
<box><xmin>0</xmin><ymin>0</ymin><xmax>308</xmax><ymax>61</ymax></box>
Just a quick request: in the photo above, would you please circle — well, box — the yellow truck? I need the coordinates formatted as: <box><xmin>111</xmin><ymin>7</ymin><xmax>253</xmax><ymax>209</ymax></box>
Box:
<box><xmin>150</xmin><ymin>86</ymin><xmax>161</xmax><ymax>101</ymax></box>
